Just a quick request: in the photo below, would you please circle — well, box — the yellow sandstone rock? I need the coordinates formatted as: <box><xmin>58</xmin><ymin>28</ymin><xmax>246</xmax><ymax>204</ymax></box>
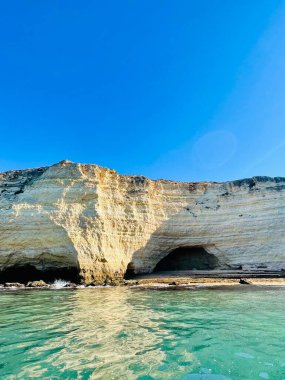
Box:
<box><xmin>0</xmin><ymin>160</ymin><xmax>284</xmax><ymax>284</ymax></box>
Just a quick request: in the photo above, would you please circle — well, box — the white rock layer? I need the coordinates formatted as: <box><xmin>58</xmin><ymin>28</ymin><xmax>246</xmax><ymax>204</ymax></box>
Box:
<box><xmin>0</xmin><ymin>160</ymin><xmax>284</xmax><ymax>283</ymax></box>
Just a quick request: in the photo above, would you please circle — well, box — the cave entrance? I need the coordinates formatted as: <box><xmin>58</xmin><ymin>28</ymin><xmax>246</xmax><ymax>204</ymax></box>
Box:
<box><xmin>153</xmin><ymin>246</ymin><xmax>219</xmax><ymax>272</ymax></box>
<box><xmin>0</xmin><ymin>264</ymin><xmax>80</xmax><ymax>284</ymax></box>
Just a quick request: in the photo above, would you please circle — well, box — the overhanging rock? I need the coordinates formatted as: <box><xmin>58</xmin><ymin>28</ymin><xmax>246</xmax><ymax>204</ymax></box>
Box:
<box><xmin>0</xmin><ymin>160</ymin><xmax>284</xmax><ymax>284</ymax></box>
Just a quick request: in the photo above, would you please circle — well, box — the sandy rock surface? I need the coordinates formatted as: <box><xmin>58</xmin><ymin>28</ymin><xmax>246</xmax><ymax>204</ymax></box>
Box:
<box><xmin>0</xmin><ymin>160</ymin><xmax>284</xmax><ymax>284</ymax></box>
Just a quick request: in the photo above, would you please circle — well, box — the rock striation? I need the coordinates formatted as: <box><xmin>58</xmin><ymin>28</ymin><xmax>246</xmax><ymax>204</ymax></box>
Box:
<box><xmin>0</xmin><ymin>160</ymin><xmax>284</xmax><ymax>284</ymax></box>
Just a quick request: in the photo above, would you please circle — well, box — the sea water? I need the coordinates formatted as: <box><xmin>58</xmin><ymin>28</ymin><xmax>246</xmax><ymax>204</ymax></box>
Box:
<box><xmin>1</xmin><ymin>286</ymin><xmax>285</xmax><ymax>379</ymax></box>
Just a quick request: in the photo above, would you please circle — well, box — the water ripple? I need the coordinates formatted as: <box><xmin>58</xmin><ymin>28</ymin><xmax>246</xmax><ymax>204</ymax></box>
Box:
<box><xmin>1</xmin><ymin>287</ymin><xmax>285</xmax><ymax>379</ymax></box>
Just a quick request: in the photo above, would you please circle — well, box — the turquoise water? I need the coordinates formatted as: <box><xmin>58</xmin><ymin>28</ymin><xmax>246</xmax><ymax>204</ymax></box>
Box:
<box><xmin>1</xmin><ymin>287</ymin><xmax>285</xmax><ymax>379</ymax></box>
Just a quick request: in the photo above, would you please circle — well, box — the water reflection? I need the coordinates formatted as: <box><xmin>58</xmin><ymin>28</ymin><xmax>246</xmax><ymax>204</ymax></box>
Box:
<box><xmin>1</xmin><ymin>287</ymin><xmax>285</xmax><ymax>379</ymax></box>
<box><xmin>44</xmin><ymin>288</ymin><xmax>174</xmax><ymax>379</ymax></box>
<box><xmin>0</xmin><ymin>289</ymin><xmax>196</xmax><ymax>379</ymax></box>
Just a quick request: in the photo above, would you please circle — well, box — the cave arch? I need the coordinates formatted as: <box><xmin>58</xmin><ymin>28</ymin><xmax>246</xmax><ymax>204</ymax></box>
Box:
<box><xmin>153</xmin><ymin>246</ymin><xmax>219</xmax><ymax>272</ymax></box>
<box><xmin>0</xmin><ymin>264</ymin><xmax>80</xmax><ymax>284</ymax></box>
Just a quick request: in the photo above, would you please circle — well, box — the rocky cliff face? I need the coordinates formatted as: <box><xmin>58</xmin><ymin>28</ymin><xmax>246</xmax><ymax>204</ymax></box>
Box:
<box><xmin>0</xmin><ymin>160</ymin><xmax>284</xmax><ymax>284</ymax></box>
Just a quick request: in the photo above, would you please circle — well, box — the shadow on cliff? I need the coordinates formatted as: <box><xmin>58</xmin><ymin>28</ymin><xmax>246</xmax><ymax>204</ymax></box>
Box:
<box><xmin>124</xmin><ymin>176</ymin><xmax>285</xmax><ymax>279</ymax></box>
<box><xmin>124</xmin><ymin>189</ymin><xmax>235</xmax><ymax>279</ymax></box>
<box><xmin>0</xmin><ymin>162</ymin><xmax>82</xmax><ymax>284</ymax></box>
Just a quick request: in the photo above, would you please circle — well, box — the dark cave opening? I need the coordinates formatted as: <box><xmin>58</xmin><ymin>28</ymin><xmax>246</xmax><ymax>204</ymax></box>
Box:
<box><xmin>0</xmin><ymin>264</ymin><xmax>80</xmax><ymax>284</ymax></box>
<box><xmin>124</xmin><ymin>262</ymin><xmax>136</xmax><ymax>280</ymax></box>
<box><xmin>153</xmin><ymin>246</ymin><xmax>219</xmax><ymax>272</ymax></box>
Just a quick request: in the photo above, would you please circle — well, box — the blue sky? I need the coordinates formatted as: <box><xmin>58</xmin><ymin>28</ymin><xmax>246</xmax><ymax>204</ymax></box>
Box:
<box><xmin>0</xmin><ymin>1</ymin><xmax>285</xmax><ymax>181</ymax></box>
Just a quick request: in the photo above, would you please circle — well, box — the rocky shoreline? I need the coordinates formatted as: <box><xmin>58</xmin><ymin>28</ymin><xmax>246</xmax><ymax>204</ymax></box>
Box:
<box><xmin>2</xmin><ymin>276</ymin><xmax>285</xmax><ymax>290</ymax></box>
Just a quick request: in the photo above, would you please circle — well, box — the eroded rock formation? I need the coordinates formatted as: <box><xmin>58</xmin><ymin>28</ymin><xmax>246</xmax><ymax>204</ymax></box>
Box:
<box><xmin>0</xmin><ymin>160</ymin><xmax>284</xmax><ymax>284</ymax></box>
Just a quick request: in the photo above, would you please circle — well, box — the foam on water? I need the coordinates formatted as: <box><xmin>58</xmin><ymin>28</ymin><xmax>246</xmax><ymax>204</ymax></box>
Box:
<box><xmin>50</xmin><ymin>279</ymin><xmax>70</xmax><ymax>289</ymax></box>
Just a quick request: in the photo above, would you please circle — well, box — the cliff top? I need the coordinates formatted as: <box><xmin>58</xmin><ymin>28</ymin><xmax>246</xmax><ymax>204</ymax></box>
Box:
<box><xmin>0</xmin><ymin>159</ymin><xmax>284</xmax><ymax>188</ymax></box>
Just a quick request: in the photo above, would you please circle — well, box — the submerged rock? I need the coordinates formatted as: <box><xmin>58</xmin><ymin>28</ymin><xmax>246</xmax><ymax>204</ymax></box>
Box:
<box><xmin>0</xmin><ymin>160</ymin><xmax>284</xmax><ymax>284</ymax></box>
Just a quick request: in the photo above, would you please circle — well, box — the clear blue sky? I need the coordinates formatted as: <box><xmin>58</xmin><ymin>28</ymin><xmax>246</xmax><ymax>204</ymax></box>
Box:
<box><xmin>1</xmin><ymin>1</ymin><xmax>285</xmax><ymax>181</ymax></box>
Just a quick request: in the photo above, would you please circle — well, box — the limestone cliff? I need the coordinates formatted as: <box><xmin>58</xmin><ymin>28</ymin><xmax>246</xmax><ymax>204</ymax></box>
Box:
<box><xmin>0</xmin><ymin>160</ymin><xmax>284</xmax><ymax>284</ymax></box>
